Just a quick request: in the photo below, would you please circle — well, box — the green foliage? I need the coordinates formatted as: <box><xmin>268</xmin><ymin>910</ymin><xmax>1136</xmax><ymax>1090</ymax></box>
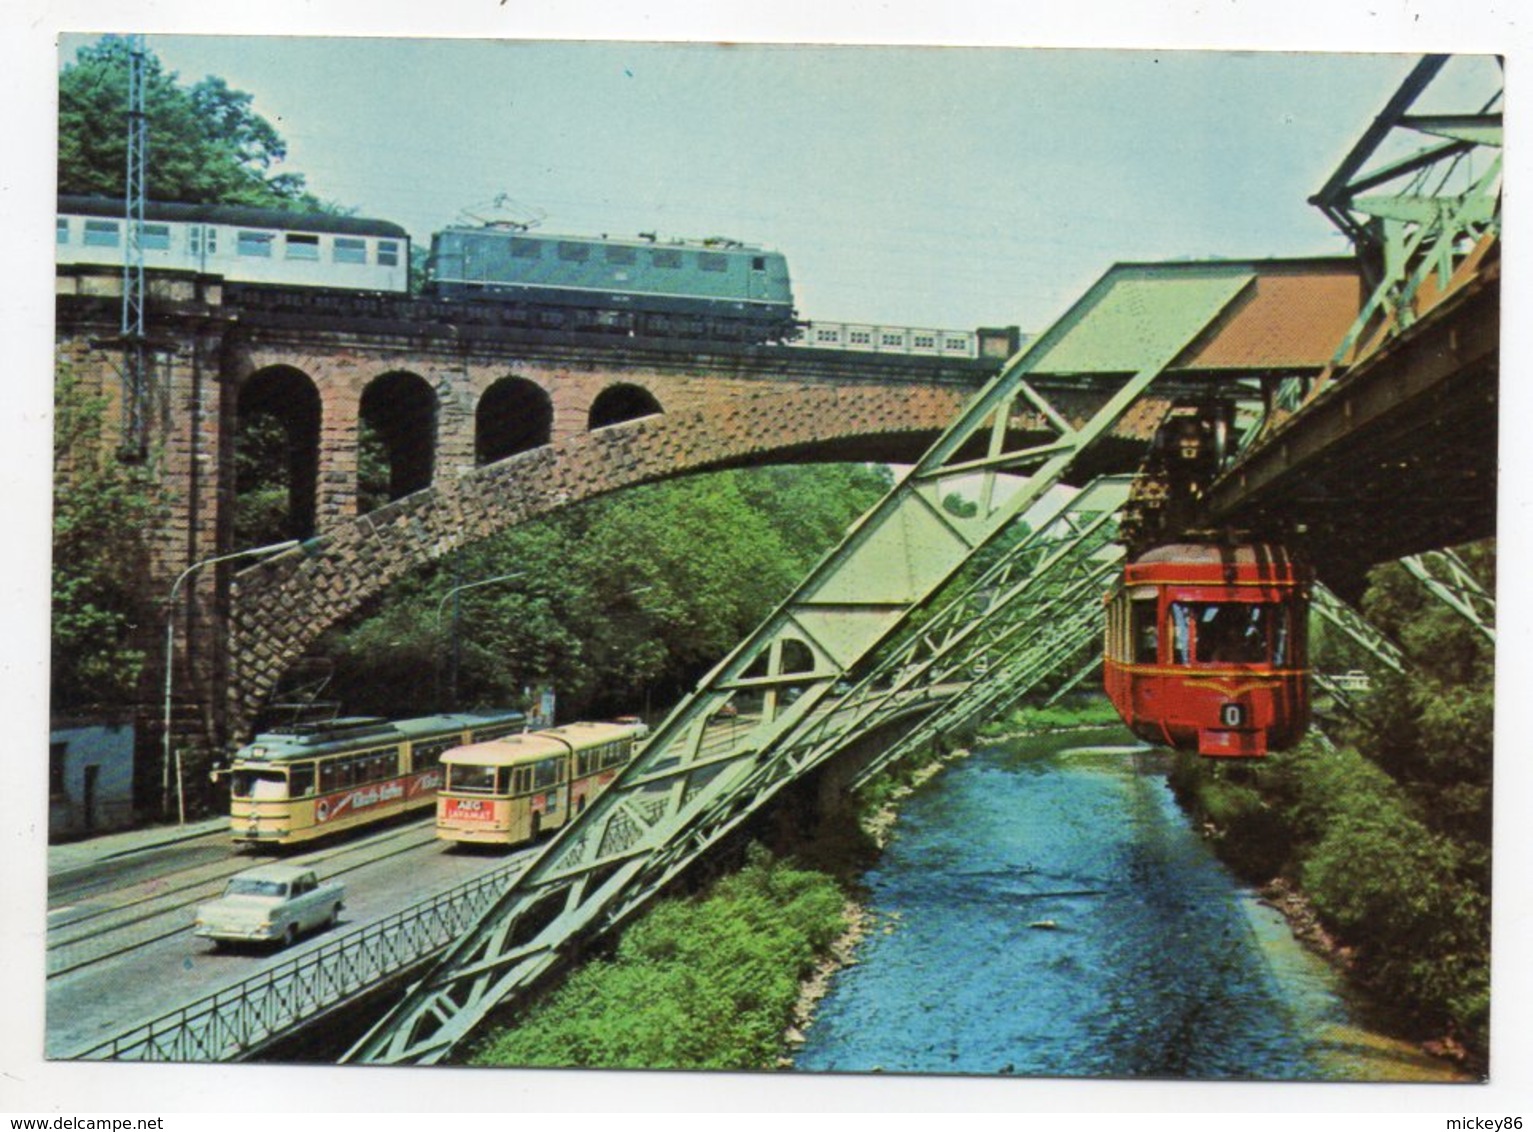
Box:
<box><xmin>467</xmin><ymin>849</ymin><xmax>847</xmax><ymax>1070</ymax></box>
<box><xmin>978</xmin><ymin>697</ymin><xmax>1122</xmax><ymax>736</ymax></box>
<box><xmin>58</xmin><ymin>36</ymin><xmax>330</xmax><ymax>209</ymax></box>
<box><xmin>1349</xmin><ymin>550</ymin><xmax>1494</xmax><ymax>852</ymax></box>
<box><xmin>1170</xmin><ymin>544</ymin><xmax>1495</xmax><ymax>1056</ymax></box>
<box><xmin>318</xmin><ymin>465</ymin><xmax>891</xmax><ymax>720</ymax></box>
<box><xmin>231</xmin><ymin>411</ymin><xmax>296</xmax><ymax>549</ymax></box>
<box><xmin>1172</xmin><ymin>660</ymin><xmax>1492</xmax><ymax>1054</ymax></box>
<box><xmin>51</xmin><ymin>372</ymin><xmax>164</xmax><ymax>708</ymax></box>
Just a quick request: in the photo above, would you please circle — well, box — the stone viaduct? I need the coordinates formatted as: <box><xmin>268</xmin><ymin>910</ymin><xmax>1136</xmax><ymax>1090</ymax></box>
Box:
<box><xmin>57</xmin><ymin>261</ymin><xmax>1361</xmax><ymax>785</ymax></box>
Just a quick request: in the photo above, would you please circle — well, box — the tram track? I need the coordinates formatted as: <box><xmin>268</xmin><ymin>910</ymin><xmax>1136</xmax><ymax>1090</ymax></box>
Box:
<box><xmin>46</xmin><ymin>819</ymin><xmax>444</xmax><ymax>978</ymax></box>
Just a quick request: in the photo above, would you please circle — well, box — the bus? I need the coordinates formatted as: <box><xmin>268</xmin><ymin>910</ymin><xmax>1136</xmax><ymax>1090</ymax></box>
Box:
<box><xmin>436</xmin><ymin>720</ymin><xmax>646</xmax><ymax>846</ymax></box>
<box><xmin>222</xmin><ymin>711</ymin><xmax>526</xmax><ymax>846</ymax></box>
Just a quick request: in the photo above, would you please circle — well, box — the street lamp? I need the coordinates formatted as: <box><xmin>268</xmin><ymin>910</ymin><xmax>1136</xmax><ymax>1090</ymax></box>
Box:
<box><xmin>163</xmin><ymin>538</ymin><xmax>299</xmax><ymax>824</ymax></box>
<box><xmin>435</xmin><ymin>571</ymin><xmax>526</xmax><ymax>711</ymax></box>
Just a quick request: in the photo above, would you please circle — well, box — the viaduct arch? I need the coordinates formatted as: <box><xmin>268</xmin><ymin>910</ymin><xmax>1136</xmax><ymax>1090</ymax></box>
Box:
<box><xmin>228</xmin><ymin>377</ymin><xmax>1161</xmax><ymax>733</ymax></box>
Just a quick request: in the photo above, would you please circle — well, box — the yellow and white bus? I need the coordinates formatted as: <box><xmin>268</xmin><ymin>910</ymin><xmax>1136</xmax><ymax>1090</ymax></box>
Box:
<box><xmin>436</xmin><ymin>720</ymin><xmax>645</xmax><ymax>846</ymax></box>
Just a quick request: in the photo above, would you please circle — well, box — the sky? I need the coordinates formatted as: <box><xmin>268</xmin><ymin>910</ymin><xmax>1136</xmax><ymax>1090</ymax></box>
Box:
<box><xmin>8</xmin><ymin>0</ymin><xmax>1533</xmax><ymax>1119</ymax></box>
<box><xmin>51</xmin><ymin>35</ymin><xmax>1502</xmax><ymax>333</ymax></box>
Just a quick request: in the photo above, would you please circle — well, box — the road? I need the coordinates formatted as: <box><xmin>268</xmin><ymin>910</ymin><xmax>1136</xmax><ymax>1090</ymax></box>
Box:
<box><xmin>45</xmin><ymin>818</ymin><xmax>532</xmax><ymax>1058</ymax></box>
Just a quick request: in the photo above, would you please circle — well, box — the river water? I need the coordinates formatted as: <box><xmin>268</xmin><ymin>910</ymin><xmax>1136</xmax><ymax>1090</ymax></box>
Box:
<box><xmin>794</xmin><ymin>728</ymin><xmax>1462</xmax><ymax>1081</ymax></box>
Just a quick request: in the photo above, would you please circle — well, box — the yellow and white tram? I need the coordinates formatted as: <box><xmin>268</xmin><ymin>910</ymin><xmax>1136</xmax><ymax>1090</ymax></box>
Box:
<box><xmin>436</xmin><ymin>720</ymin><xmax>645</xmax><ymax>846</ymax></box>
<box><xmin>222</xmin><ymin>711</ymin><xmax>526</xmax><ymax>846</ymax></box>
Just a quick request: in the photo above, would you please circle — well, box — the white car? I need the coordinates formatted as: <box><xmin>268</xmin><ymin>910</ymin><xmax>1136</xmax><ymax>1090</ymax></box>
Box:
<box><xmin>193</xmin><ymin>864</ymin><xmax>345</xmax><ymax>948</ymax></box>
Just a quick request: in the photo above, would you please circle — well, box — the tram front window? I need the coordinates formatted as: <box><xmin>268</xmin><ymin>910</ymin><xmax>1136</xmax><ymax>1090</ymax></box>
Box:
<box><xmin>447</xmin><ymin>764</ymin><xmax>498</xmax><ymax>793</ymax></box>
<box><xmin>231</xmin><ymin>770</ymin><xmax>289</xmax><ymax>800</ymax></box>
<box><xmin>1171</xmin><ymin>602</ymin><xmax>1287</xmax><ymax>665</ymax></box>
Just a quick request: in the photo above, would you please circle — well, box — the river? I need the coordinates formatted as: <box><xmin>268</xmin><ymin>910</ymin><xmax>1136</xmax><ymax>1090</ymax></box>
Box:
<box><xmin>793</xmin><ymin>727</ymin><xmax>1464</xmax><ymax>1081</ymax></box>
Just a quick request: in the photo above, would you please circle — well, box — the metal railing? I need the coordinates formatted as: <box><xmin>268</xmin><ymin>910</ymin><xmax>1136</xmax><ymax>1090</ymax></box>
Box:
<box><xmin>71</xmin><ymin>853</ymin><xmax>528</xmax><ymax>1061</ymax></box>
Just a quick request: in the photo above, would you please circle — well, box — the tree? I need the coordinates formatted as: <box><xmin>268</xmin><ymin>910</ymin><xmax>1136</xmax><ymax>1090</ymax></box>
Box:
<box><xmin>315</xmin><ymin>465</ymin><xmax>893</xmax><ymax>723</ymax></box>
<box><xmin>58</xmin><ymin>36</ymin><xmax>330</xmax><ymax>210</ymax></box>
<box><xmin>51</xmin><ymin>372</ymin><xmax>164</xmax><ymax>709</ymax></box>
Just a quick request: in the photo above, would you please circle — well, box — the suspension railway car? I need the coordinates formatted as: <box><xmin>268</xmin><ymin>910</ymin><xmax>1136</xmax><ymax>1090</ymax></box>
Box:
<box><xmin>436</xmin><ymin>720</ymin><xmax>646</xmax><ymax>847</ymax></box>
<box><xmin>221</xmin><ymin>710</ymin><xmax>526</xmax><ymax>846</ymax></box>
<box><xmin>1103</xmin><ymin>543</ymin><xmax>1311</xmax><ymax>757</ymax></box>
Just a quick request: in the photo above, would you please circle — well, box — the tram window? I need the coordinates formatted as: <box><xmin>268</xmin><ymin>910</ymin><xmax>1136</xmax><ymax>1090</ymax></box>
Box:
<box><xmin>448</xmin><ymin>764</ymin><xmax>497</xmax><ymax>793</ymax></box>
<box><xmin>290</xmin><ymin>764</ymin><xmax>315</xmax><ymax>797</ymax></box>
<box><xmin>413</xmin><ymin>739</ymin><xmax>451</xmax><ymax>773</ymax></box>
<box><xmin>233</xmin><ymin>770</ymin><xmax>288</xmax><ymax>799</ymax></box>
<box><xmin>1131</xmin><ymin>598</ymin><xmax>1159</xmax><ymax>664</ymax></box>
<box><xmin>512</xmin><ymin>767</ymin><xmax>532</xmax><ymax>795</ymax></box>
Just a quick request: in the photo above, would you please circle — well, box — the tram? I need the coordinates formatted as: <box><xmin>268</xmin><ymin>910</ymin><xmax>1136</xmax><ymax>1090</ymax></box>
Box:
<box><xmin>1103</xmin><ymin>543</ymin><xmax>1311</xmax><ymax>757</ymax></box>
<box><xmin>436</xmin><ymin>720</ymin><xmax>646</xmax><ymax>846</ymax></box>
<box><xmin>222</xmin><ymin>710</ymin><xmax>526</xmax><ymax>845</ymax></box>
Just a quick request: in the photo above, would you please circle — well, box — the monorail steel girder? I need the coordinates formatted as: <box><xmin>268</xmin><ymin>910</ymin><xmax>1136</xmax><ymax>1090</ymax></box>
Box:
<box><xmin>346</xmin><ymin>265</ymin><xmax>1260</xmax><ymax>1065</ymax></box>
<box><xmin>848</xmin><ymin>478</ymin><xmax>1131</xmax><ymax>789</ymax></box>
<box><xmin>1309</xmin><ymin>545</ymin><xmax>1493</xmax><ymax>729</ymax></box>
<box><xmin>1254</xmin><ymin>55</ymin><xmax>1501</xmax><ymax>438</ymax></box>
<box><xmin>1399</xmin><ymin>548</ymin><xmax>1496</xmax><ymax>645</ymax></box>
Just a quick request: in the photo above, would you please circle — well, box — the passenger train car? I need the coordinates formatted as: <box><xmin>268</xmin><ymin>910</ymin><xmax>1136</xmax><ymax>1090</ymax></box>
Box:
<box><xmin>436</xmin><ymin>720</ymin><xmax>645</xmax><ymax>847</ymax></box>
<box><xmin>219</xmin><ymin>710</ymin><xmax>526</xmax><ymax>845</ymax></box>
<box><xmin>57</xmin><ymin>194</ymin><xmax>411</xmax><ymax>293</ymax></box>
<box><xmin>1103</xmin><ymin>543</ymin><xmax>1311</xmax><ymax>757</ymax></box>
<box><xmin>791</xmin><ymin>320</ymin><xmax>981</xmax><ymax>358</ymax></box>
<box><xmin>57</xmin><ymin>195</ymin><xmax>1007</xmax><ymax>353</ymax></box>
<box><xmin>425</xmin><ymin>226</ymin><xmax>797</xmax><ymax>342</ymax></box>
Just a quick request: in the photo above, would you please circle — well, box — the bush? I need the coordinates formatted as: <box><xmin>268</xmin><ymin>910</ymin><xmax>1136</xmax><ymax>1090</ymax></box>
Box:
<box><xmin>466</xmin><ymin>849</ymin><xmax>847</xmax><ymax>1070</ymax></box>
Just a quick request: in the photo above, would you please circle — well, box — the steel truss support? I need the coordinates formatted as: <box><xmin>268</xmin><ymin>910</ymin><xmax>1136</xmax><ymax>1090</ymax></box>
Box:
<box><xmin>849</xmin><ymin>477</ymin><xmax>1130</xmax><ymax>789</ymax></box>
<box><xmin>1254</xmin><ymin>56</ymin><xmax>1502</xmax><ymax>432</ymax></box>
<box><xmin>1399</xmin><ymin>549</ymin><xmax>1495</xmax><ymax>645</ymax></box>
<box><xmin>1311</xmin><ymin>547</ymin><xmax>1492</xmax><ymax>727</ymax></box>
<box><xmin>347</xmin><ymin>265</ymin><xmax>1257</xmax><ymax>1065</ymax></box>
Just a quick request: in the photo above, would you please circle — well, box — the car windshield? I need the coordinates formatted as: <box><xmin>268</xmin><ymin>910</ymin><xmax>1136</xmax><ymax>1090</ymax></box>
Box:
<box><xmin>225</xmin><ymin>878</ymin><xmax>286</xmax><ymax>898</ymax></box>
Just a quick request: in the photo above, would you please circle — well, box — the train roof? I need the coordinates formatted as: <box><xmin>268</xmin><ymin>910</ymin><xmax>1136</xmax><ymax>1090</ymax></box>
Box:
<box><xmin>237</xmin><ymin>710</ymin><xmax>524</xmax><ymax>761</ymax></box>
<box><xmin>1123</xmin><ymin>543</ymin><xmax>1309</xmax><ymax>587</ymax></box>
<box><xmin>58</xmin><ymin>194</ymin><xmax>410</xmax><ymax>240</ymax></box>
<box><xmin>443</xmin><ymin>721</ymin><xmax>641</xmax><ymax>766</ymax></box>
<box><xmin>438</xmin><ymin>224</ymin><xmax>775</xmax><ymax>254</ymax></box>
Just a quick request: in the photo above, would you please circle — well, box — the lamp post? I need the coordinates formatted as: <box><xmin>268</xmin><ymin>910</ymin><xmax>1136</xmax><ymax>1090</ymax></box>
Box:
<box><xmin>435</xmin><ymin>571</ymin><xmax>525</xmax><ymax>711</ymax></box>
<box><xmin>163</xmin><ymin>538</ymin><xmax>299</xmax><ymax>824</ymax></box>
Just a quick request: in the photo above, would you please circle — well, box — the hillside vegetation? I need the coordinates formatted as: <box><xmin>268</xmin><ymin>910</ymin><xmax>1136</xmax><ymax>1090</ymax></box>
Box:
<box><xmin>1170</xmin><ymin>544</ymin><xmax>1494</xmax><ymax>1064</ymax></box>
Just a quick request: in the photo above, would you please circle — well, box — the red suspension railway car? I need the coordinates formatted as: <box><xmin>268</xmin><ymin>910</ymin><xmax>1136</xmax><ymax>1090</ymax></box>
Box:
<box><xmin>1103</xmin><ymin>543</ymin><xmax>1311</xmax><ymax>757</ymax></box>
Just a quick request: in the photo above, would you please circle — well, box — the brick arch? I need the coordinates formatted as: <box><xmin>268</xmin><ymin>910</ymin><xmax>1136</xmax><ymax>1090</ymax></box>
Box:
<box><xmin>226</xmin><ymin>381</ymin><xmax>1167</xmax><ymax>737</ymax></box>
<box><xmin>227</xmin><ymin>382</ymin><xmax>970</xmax><ymax>733</ymax></box>
<box><xmin>234</xmin><ymin>364</ymin><xmax>323</xmax><ymax>542</ymax></box>
<box><xmin>358</xmin><ymin>369</ymin><xmax>437</xmax><ymax>511</ymax></box>
<box><xmin>476</xmin><ymin>375</ymin><xmax>554</xmax><ymax>464</ymax></box>
<box><xmin>588</xmin><ymin>382</ymin><xmax>664</xmax><ymax>429</ymax></box>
